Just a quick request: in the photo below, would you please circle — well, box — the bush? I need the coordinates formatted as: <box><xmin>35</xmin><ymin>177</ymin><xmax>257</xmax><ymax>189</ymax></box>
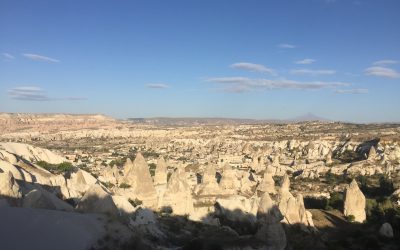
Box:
<box><xmin>338</xmin><ymin>149</ymin><xmax>362</xmax><ymax>163</ymax></box>
<box><xmin>345</xmin><ymin>215</ymin><xmax>355</xmax><ymax>222</ymax></box>
<box><xmin>325</xmin><ymin>192</ymin><xmax>344</xmax><ymax>210</ymax></box>
<box><xmin>379</xmin><ymin>175</ymin><xmax>394</xmax><ymax>195</ymax></box>
<box><xmin>119</xmin><ymin>183</ymin><xmax>131</xmax><ymax>189</ymax></box>
<box><xmin>142</xmin><ymin>151</ymin><xmax>159</xmax><ymax>158</ymax></box>
<box><xmin>109</xmin><ymin>157</ymin><xmax>127</xmax><ymax>167</ymax></box>
<box><xmin>128</xmin><ymin>198</ymin><xmax>143</xmax><ymax>207</ymax></box>
<box><xmin>36</xmin><ymin>161</ymin><xmax>75</xmax><ymax>174</ymax></box>
<box><xmin>102</xmin><ymin>182</ymin><xmax>115</xmax><ymax>189</ymax></box>
<box><xmin>325</xmin><ymin>172</ymin><xmax>350</xmax><ymax>185</ymax></box>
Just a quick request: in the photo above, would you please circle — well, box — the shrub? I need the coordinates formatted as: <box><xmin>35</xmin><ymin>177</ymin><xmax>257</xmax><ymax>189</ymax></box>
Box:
<box><xmin>102</xmin><ymin>182</ymin><xmax>115</xmax><ymax>189</ymax></box>
<box><xmin>109</xmin><ymin>157</ymin><xmax>127</xmax><ymax>167</ymax></box>
<box><xmin>338</xmin><ymin>149</ymin><xmax>362</xmax><ymax>163</ymax></box>
<box><xmin>119</xmin><ymin>183</ymin><xmax>131</xmax><ymax>189</ymax></box>
<box><xmin>345</xmin><ymin>215</ymin><xmax>355</xmax><ymax>222</ymax></box>
<box><xmin>325</xmin><ymin>172</ymin><xmax>350</xmax><ymax>185</ymax></box>
<box><xmin>36</xmin><ymin>161</ymin><xmax>74</xmax><ymax>174</ymax></box>
<box><xmin>128</xmin><ymin>198</ymin><xmax>143</xmax><ymax>207</ymax></box>
<box><xmin>325</xmin><ymin>192</ymin><xmax>344</xmax><ymax>210</ymax></box>
<box><xmin>142</xmin><ymin>151</ymin><xmax>159</xmax><ymax>158</ymax></box>
<box><xmin>379</xmin><ymin>175</ymin><xmax>394</xmax><ymax>195</ymax></box>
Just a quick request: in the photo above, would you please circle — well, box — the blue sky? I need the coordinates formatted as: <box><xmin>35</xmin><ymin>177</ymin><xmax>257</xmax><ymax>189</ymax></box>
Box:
<box><xmin>0</xmin><ymin>0</ymin><xmax>399</xmax><ymax>122</ymax></box>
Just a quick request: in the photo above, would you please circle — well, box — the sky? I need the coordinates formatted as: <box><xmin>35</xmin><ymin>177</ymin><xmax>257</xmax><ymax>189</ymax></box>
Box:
<box><xmin>0</xmin><ymin>0</ymin><xmax>399</xmax><ymax>123</ymax></box>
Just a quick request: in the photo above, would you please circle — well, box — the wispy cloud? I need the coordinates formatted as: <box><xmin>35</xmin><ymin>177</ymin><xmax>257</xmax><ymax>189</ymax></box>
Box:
<box><xmin>8</xmin><ymin>86</ymin><xmax>86</xmax><ymax>101</ymax></box>
<box><xmin>334</xmin><ymin>88</ymin><xmax>369</xmax><ymax>94</ymax></box>
<box><xmin>365</xmin><ymin>66</ymin><xmax>400</xmax><ymax>79</ymax></box>
<box><xmin>278</xmin><ymin>43</ymin><xmax>296</xmax><ymax>49</ymax></box>
<box><xmin>230</xmin><ymin>62</ymin><xmax>276</xmax><ymax>75</ymax></box>
<box><xmin>8</xmin><ymin>86</ymin><xmax>49</xmax><ymax>101</ymax></box>
<box><xmin>290</xmin><ymin>69</ymin><xmax>336</xmax><ymax>76</ymax></box>
<box><xmin>2</xmin><ymin>53</ymin><xmax>15</xmax><ymax>60</ymax></box>
<box><xmin>373</xmin><ymin>60</ymin><xmax>398</xmax><ymax>66</ymax></box>
<box><xmin>145</xmin><ymin>83</ymin><xmax>169</xmax><ymax>89</ymax></box>
<box><xmin>22</xmin><ymin>53</ymin><xmax>59</xmax><ymax>63</ymax></box>
<box><xmin>295</xmin><ymin>58</ymin><xmax>315</xmax><ymax>65</ymax></box>
<box><xmin>207</xmin><ymin>77</ymin><xmax>349</xmax><ymax>93</ymax></box>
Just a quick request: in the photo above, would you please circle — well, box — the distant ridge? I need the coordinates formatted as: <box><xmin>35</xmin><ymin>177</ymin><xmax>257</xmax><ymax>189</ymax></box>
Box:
<box><xmin>127</xmin><ymin>113</ymin><xmax>331</xmax><ymax>125</ymax></box>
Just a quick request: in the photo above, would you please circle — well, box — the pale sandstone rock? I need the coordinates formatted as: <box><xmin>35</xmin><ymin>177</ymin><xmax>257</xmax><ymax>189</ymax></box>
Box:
<box><xmin>343</xmin><ymin>179</ymin><xmax>366</xmax><ymax>223</ymax></box>
<box><xmin>66</xmin><ymin>169</ymin><xmax>98</xmax><ymax>199</ymax></box>
<box><xmin>123</xmin><ymin>158</ymin><xmax>133</xmax><ymax>175</ymax></box>
<box><xmin>280</xmin><ymin>174</ymin><xmax>290</xmax><ymax>192</ymax></box>
<box><xmin>0</xmin><ymin>149</ymin><xmax>18</xmax><ymax>164</ymax></box>
<box><xmin>379</xmin><ymin>222</ymin><xmax>394</xmax><ymax>238</ymax></box>
<box><xmin>0</xmin><ymin>160</ymin><xmax>24</xmax><ymax>180</ymax></box>
<box><xmin>196</xmin><ymin>165</ymin><xmax>222</xmax><ymax>196</ymax></box>
<box><xmin>0</xmin><ymin>171</ymin><xmax>22</xmax><ymax>199</ymax></box>
<box><xmin>219</xmin><ymin>164</ymin><xmax>240</xmax><ymax>193</ymax></box>
<box><xmin>76</xmin><ymin>185</ymin><xmax>119</xmax><ymax>216</ymax></box>
<box><xmin>98</xmin><ymin>166</ymin><xmax>120</xmax><ymax>185</ymax></box>
<box><xmin>239</xmin><ymin>171</ymin><xmax>257</xmax><ymax>196</ymax></box>
<box><xmin>215</xmin><ymin>195</ymin><xmax>259</xmax><ymax>223</ymax></box>
<box><xmin>123</xmin><ymin>153</ymin><xmax>157</xmax><ymax>208</ymax></box>
<box><xmin>161</xmin><ymin>168</ymin><xmax>194</xmax><ymax>216</ymax></box>
<box><xmin>255</xmin><ymin>192</ymin><xmax>287</xmax><ymax>250</ymax></box>
<box><xmin>257</xmin><ymin>166</ymin><xmax>276</xmax><ymax>194</ymax></box>
<box><xmin>23</xmin><ymin>187</ymin><xmax>73</xmax><ymax>211</ymax></box>
<box><xmin>0</xmin><ymin>142</ymin><xmax>65</xmax><ymax>164</ymax></box>
<box><xmin>111</xmin><ymin>195</ymin><xmax>136</xmax><ymax>215</ymax></box>
<box><xmin>154</xmin><ymin>156</ymin><xmax>168</xmax><ymax>186</ymax></box>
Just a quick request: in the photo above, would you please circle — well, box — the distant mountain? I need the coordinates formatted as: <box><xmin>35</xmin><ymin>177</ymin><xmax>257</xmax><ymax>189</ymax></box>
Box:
<box><xmin>289</xmin><ymin>113</ymin><xmax>330</xmax><ymax>122</ymax></box>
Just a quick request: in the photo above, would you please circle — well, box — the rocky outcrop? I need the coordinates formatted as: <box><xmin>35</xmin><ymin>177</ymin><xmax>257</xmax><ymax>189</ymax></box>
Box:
<box><xmin>196</xmin><ymin>165</ymin><xmax>221</xmax><ymax>196</ymax></box>
<box><xmin>255</xmin><ymin>192</ymin><xmax>287</xmax><ymax>250</ymax></box>
<box><xmin>343</xmin><ymin>179</ymin><xmax>366</xmax><ymax>223</ymax></box>
<box><xmin>0</xmin><ymin>142</ymin><xmax>66</xmax><ymax>164</ymax></box>
<box><xmin>98</xmin><ymin>166</ymin><xmax>120</xmax><ymax>185</ymax></box>
<box><xmin>23</xmin><ymin>187</ymin><xmax>73</xmax><ymax>212</ymax></box>
<box><xmin>257</xmin><ymin>166</ymin><xmax>276</xmax><ymax>194</ymax></box>
<box><xmin>161</xmin><ymin>168</ymin><xmax>194</xmax><ymax>216</ymax></box>
<box><xmin>66</xmin><ymin>169</ymin><xmax>98</xmax><ymax>199</ymax></box>
<box><xmin>215</xmin><ymin>195</ymin><xmax>259</xmax><ymax>223</ymax></box>
<box><xmin>379</xmin><ymin>222</ymin><xmax>394</xmax><ymax>238</ymax></box>
<box><xmin>122</xmin><ymin>153</ymin><xmax>157</xmax><ymax>208</ymax></box>
<box><xmin>219</xmin><ymin>164</ymin><xmax>240</xmax><ymax>194</ymax></box>
<box><xmin>277</xmin><ymin>174</ymin><xmax>315</xmax><ymax>230</ymax></box>
<box><xmin>367</xmin><ymin>146</ymin><xmax>378</xmax><ymax>161</ymax></box>
<box><xmin>0</xmin><ymin>171</ymin><xmax>22</xmax><ymax>200</ymax></box>
<box><xmin>154</xmin><ymin>156</ymin><xmax>168</xmax><ymax>186</ymax></box>
<box><xmin>239</xmin><ymin>171</ymin><xmax>257</xmax><ymax>196</ymax></box>
<box><xmin>76</xmin><ymin>185</ymin><xmax>119</xmax><ymax>216</ymax></box>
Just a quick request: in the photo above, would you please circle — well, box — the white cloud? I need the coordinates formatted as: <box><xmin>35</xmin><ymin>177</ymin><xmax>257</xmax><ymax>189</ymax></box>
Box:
<box><xmin>2</xmin><ymin>53</ymin><xmax>15</xmax><ymax>60</ymax></box>
<box><xmin>290</xmin><ymin>69</ymin><xmax>336</xmax><ymax>76</ymax></box>
<box><xmin>334</xmin><ymin>89</ymin><xmax>369</xmax><ymax>94</ymax></box>
<box><xmin>295</xmin><ymin>58</ymin><xmax>315</xmax><ymax>65</ymax></box>
<box><xmin>8</xmin><ymin>86</ymin><xmax>86</xmax><ymax>101</ymax></box>
<box><xmin>373</xmin><ymin>60</ymin><xmax>398</xmax><ymax>66</ymax></box>
<box><xmin>365</xmin><ymin>66</ymin><xmax>400</xmax><ymax>79</ymax></box>
<box><xmin>22</xmin><ymin>53</ymin><xmax>59</xmax><ymax>63</ymax></box>
<box><xmin>278</xmin><ymin>43</ymin><xmax>296</xmax><ymax>49</ymax></box>
<box><xmin>207</xmin><ymin>77</ymin><xmax>349</xmax><ymax>93</ymax></box>
<box><xmin>145</xmin><ymin>83</ymin><xmax>169</xmax><ymax>89</ymax></box>
<box><xmin>230</xmin><ymin>62</ymin><xmax>276</xmax><ymax>75</ymax></box>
